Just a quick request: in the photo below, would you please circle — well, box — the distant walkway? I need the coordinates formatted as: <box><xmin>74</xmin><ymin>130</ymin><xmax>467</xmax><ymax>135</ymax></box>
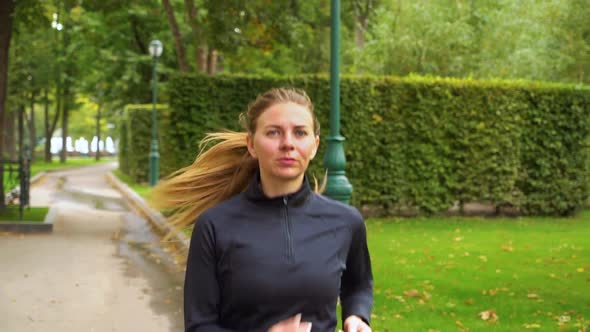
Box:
<box><xmin>0</xmin><ymin>162</ymin><xmax>184</xmax><ymax>332</ymax></box>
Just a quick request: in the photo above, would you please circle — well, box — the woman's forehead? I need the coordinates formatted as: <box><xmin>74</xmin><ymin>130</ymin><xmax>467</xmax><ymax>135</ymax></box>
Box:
<box><xmin>258</xmin><ymin>102</ymin><xmax>314</xmax><ymax>127</ymax></box>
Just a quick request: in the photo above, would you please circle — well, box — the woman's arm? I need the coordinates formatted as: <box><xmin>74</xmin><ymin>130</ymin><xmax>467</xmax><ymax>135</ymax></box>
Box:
<box><xmin>184</xmin><ymin>216</ymin><xmax>236</xmax><ymax>332</ymax></box>
<box><xmin>340</xmin><ymin>216</ymin><xmax>373</xmax><ymax>327</ymax></box>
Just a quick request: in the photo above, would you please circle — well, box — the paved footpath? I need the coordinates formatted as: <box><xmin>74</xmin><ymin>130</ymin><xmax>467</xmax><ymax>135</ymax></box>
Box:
<box><xmin>0</xmin><ymin>162</ymin><xmax>185</xmax><ymax>332</ymax></box>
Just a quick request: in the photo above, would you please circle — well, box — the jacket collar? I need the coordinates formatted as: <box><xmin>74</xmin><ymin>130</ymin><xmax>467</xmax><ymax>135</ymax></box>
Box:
<box><xmin>245</xmin><ymin>170</ymin><xmax>312</xmax><ymax>207</ymax></box>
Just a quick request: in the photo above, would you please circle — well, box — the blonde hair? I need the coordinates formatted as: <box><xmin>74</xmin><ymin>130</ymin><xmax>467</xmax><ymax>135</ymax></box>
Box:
<box><xmin>150</xmin><ymin>88</ymin><xmax>323</xmax><ymax>236</ymax></box>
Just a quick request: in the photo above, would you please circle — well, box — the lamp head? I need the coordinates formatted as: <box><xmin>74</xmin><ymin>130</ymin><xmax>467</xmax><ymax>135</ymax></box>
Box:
<box><xmin>149</xmin><ymin>40</ymin><xmax>163</xmax><ymax>58</ymax></box>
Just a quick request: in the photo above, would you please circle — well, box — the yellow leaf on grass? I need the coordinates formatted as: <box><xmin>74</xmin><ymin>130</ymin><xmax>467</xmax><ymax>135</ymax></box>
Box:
<box><xmin>454</xmin><ymin>237</ymin><xmax>463</xmax><ymax>242</ymax></box>
<box><xmin>478</xmin><ymin>309</ymin><xmax>498</xmax><ymax>323</ymax></box>
<box><xmin>502</xmin><ymin>242</ymin><xmax>514</xmax><ymax>252</ymax></box>
<box><xmin>404</xmin><ymin>289</ymin><xmax>420</xmax><ymax>298</ymax></box>
<box><xmin>523</xmin><ymin>323</ymin><xmax>541</xmax><ymax>329</ymax></box>
<box><xmin>528</xmin><ymin>293</ymin><xmax>540</xmax><ymax>299</ymax></box>
<box><xmin>576</xmin><ymin>268</ymin><xmax>584</xmax><ymax>273</ymax></box>
<box><xmin>479</xmin><ymin>255</ymin><xmax>488</xmax><ymax>262</ymax></box>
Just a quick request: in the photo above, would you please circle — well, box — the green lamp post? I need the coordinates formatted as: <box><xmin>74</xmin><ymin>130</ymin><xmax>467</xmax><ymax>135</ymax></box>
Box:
<box><xmin>324</xmin><ymin>0</ymin><xmax>353</xmax><ymax>203</ymax></box>
<box><xmin>148</xmin><ymin>39</ymin><xmax>163</xmax><ymax>187</ymax></box>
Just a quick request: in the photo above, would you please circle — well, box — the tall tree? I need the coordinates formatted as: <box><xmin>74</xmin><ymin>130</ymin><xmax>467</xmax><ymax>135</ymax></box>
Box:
<box><xmin>0</xmin><ymin>0</ymin><xmax>16</xmax><ymax>208</ymax></box>
<box><xmin>162</xmin><ymin>0</ymin><xmax>189</xmax><ymax>72</ymax></box>
<box><xmin>184</xmin><ymin>0</ymin><xmax>207</xmax><ymax>73</ymax></box>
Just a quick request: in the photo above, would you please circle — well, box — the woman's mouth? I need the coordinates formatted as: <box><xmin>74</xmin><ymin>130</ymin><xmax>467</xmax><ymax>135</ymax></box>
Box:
<box><xmin>278</xmin><ymin>158</ymin><xmax>297</xmax><ymax>166</ymax></box>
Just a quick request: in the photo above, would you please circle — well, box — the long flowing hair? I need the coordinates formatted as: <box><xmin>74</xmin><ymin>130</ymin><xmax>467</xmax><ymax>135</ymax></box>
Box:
<box><xmin>150</xmin><ymin>88</ymin><xmax>324</xmax><ymax>236</ymax></box>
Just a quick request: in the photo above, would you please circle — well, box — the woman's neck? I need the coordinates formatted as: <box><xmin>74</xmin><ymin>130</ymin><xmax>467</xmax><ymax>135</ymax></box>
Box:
<box><xmin>259</xmin><ymin>173</ymin><xmax>304</xmax><ymax>198</ymax></box>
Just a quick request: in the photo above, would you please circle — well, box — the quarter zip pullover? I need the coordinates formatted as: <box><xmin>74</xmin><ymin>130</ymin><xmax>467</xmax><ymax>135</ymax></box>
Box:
<box><xmin>184</xmin><ymin>172</ymin><xmax>373</xmax><ymax>332</ymax></box>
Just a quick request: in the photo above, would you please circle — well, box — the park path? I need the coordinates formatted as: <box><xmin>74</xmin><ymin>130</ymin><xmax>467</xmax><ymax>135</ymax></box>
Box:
<box><xmin>0</xmin><ymin>162</ymin><xmax>185</xmax><ymax>332</ymax></box>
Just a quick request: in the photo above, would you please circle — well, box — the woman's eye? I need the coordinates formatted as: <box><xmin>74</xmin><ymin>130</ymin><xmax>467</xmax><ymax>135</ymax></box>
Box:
<box><xmin>267</xmin><ymin>129</ymin><xmax>279</xmax><ymax>137</ymax></box>
<box><xmin>295</xmin><ymin>130</ymin><xmax>308</xmax><ymax>137</ymax></box>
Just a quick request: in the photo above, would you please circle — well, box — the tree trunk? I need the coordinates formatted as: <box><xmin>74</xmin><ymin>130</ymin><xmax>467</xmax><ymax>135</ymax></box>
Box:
<box><xmin>184</xmin><ymin>0</ymin><xmax>206</xmax><ymax>73</ymax></box>
<box><xmin>29</xmin><ymin>90</ymin><xmax>36</xmax><ymax>162</ymax></box>
<box><xmin>207</xmin><ymin>49</ymin><xmax>217</xmax><ymax>75</ymax></box>
<box><xmin>60</xmin><ymin>87</ymin><xmax>68</xmax><ymax>163</ymax></box>
<box><xmin>354</xmin><ymin>16</ymin><xmax>367</xmax><ymax>48</ymax></box>
<box><xmin>47</xmin><ymin>93</ymin><xmax>60</xmax><ymax>163</ymax></box>
<box><xmin>44</xmin><ymin>88</ymin><xmax>52</xmax><ymax>162</ymax></box>
<box><xmin>4</xmin><ymin>110</ymin><xmax>16</xmax><ymax>160</ymax></box>
<box><xmin>95</xmin><ymin>103</ymin><xmax>101</xmax><ymax>161</ymax></box>
<box><xmin>0</xmin><ymin>0</ymin><xmax>16</xmax><ymax>208</ymax></box>
<box><xmin>198</xmin><ymin>46</ymin><xmax>208</xmax><ymax>73</ymax></box>
<box><xmin>353</xmin><ymin>0</ymin><xmax>374</xmax><ymax>49</ymax></box>
<box><xmin>162</xmin><ymin>0</ymin><xmax>189</xmax><ymax>72</ymax></box>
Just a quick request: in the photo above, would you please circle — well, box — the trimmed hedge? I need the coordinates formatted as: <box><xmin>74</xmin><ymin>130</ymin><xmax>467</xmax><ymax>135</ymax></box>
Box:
<box><xmin>119</xmin><ymin>104</ymin><xmax>169</xmax><ymax>183</ymax></box>
<box><xmin>123</xmin><ymin>74</ymin><xmax>590</xmax><ymax>216</ymax></box>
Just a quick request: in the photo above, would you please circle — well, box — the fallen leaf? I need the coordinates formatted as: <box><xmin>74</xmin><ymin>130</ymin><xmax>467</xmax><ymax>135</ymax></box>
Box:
<box><xmin>465</xmin><ymin>298</ymin><xmax>474</xmax><ymax>305</ymax></box>
<box><xmin>528</xmin><ymin>293</ymin><xmax>540</xmax><ymax>299</ymax></box>
<box><xmin>456</xmin><ymin>320</ymin><xmax>464</xmax><ymax>328</ymax></box>
<box><xmin>454</xmin><ymin>237</ymin><xmax>463</xmax><ymax>242</ymax></box>
<box><xmin>479</xmin><ymin>255</ymin><xmax>488</xmax><ymax>262</ymax></box>
<box><xmin>523</xmin><ymin>323</ymin><xmax>541</xmax><ymax>329</ymax></box>
<box><xmin>576</xmin><ymin>268</ymin><xmax>584</xmax><ymax>273</ymax></box>
<box><xmin>404</xmin><ymin>289</ymin><xmax>420</xmax><ymax>298</ymax></box>
<box><xmin>478</xmin><ymin>309</ymin><xmax>498</xmax><ymax>323</ymax></box>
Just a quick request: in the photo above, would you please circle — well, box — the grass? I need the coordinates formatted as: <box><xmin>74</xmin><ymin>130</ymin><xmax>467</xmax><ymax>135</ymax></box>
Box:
<box><xmin>0</xmin><ymin>206</ymin><xmax>49</xmax><ymax>222</ymax></box>
<box><xmin>2</xmin><ymin>156</ymin><xmax>116</xmax><ymax>191</ymax></box>
<box><xmin>366</xmin><ymin>213</ymin><xmax>590</xmax><ymax>332</ymax></box>
<box><xmin>111</xmin><ymin>169</ymin><xmax>152</xmax><ymax>200</ymax></box>
<box><xmin>30</xmin><ymin>156</ymin><xmax>116</xmax><ymax>177</ymax></box>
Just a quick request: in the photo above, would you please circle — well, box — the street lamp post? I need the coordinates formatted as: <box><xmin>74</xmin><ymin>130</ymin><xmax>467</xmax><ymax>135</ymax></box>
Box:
<box><xmin>148</xmin><ymin>40</ymin><xmax>163</xmax><ymax>187</ymax></box>
<box><xmin>324</xmin><ymin>0</ymin><xmax>353</xmax><ymax>203</ymax></box>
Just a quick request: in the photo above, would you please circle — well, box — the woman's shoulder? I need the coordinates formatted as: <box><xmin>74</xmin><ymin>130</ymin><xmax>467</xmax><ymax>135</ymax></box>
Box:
<box><xmin>310</xmin><ymin>193</ymin><xmax>364</xmax><ymax>225</ymax></box>
<box><xmin>198</xmin><ymin>192</ymin><xmax>246</xmax><ymax>224</ymax></box>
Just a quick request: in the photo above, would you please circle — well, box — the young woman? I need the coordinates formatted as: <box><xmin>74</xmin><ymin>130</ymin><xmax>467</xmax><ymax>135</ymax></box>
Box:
<box><xmin>152</xmin><ymin>88</ymin><xmax>373</xmax><ymax>332</ymax></box>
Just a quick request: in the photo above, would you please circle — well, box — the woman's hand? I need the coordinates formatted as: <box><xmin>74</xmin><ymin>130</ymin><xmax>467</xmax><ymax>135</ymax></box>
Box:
<box><xmin>343</xmin><ymin>315</ymin><xmax>371</xmax><ymax>332</ymax></box>
<box><xmin>268</xmin><ymin>313</ymin><xmax>312</xmax><ymax>332</ymax></box>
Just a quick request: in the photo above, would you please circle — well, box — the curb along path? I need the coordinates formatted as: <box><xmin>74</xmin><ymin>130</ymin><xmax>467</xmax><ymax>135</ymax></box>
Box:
<box><xmin>105</xmin><ymin>172</ymin><xmax>190</xmax><ymax>257</ymax></box>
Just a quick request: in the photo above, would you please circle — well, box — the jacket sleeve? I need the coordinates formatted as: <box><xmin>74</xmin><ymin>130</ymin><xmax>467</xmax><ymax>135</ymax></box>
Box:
<box><xmin>184</xmin><ymin>215</ymin><xmax>236</xmax><ymax>332</ymax></box>
<box><xmin>340</xmin><ymin>215</ymin><xmax>373</xmax><ymax>326</ymax></box>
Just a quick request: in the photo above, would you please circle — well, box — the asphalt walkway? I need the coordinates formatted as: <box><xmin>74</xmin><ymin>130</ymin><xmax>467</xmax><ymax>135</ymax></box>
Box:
<box><xmin>0</xmin><ymin>162</ymin><xmax>184</xmax><ymax>332</ymax></box>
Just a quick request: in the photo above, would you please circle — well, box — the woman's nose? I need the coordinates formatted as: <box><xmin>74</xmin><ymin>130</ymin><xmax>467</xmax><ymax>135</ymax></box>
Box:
<box><xmin>280</xmin><ymin>133</ymin><xmax>295</xmax><ymax>150</ymax></box>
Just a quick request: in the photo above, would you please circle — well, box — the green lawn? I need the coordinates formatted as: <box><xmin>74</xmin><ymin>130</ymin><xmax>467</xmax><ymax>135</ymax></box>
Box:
<box><xmin>367</xmin><ymin>214</ymin><xmax>590</xmax><ymax>332</ymax></box>
<box><xmin>30</xmin><ymin>156</ymin><xmax>116</xmax><ymax>177</ymax></box>
<box><xmin>0</xmin><ymin>206</ymin><xmax>49</xmax><ymax>222</ymax></box>
<box><xmin>2</xmin><ymin>157</ymin><xmax>116</xmax><ymax>191</ymax></box>
<box><xmin>111</xmin><ymin>169</ymin><xmax>152</xmax><ymax>200</ymax></box>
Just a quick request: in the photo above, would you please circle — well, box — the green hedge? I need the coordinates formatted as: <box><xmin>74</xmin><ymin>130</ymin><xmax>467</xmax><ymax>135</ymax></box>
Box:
<box><xmin>123</xmin><ymin>74</ymin><xmax>590</xmax><ymax>216</ymax></box>
<box><xmin>119</xmin><ymin>104</ymin><xmax>169</xmax><ymax>184</ymax></box>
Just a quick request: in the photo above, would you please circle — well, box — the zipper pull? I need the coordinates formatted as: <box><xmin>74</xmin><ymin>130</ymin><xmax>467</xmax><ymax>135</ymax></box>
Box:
<box><xmin>283</xmin><ymin>196</ymin><xmax>288</xmax><ymax>205</ymax></box>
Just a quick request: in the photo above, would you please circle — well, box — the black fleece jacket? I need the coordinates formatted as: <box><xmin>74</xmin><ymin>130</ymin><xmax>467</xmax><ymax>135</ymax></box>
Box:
<box><xmin>184</xmin><ymin>173</ymin><xmax>373</xmax><ymax>332</ymax></box>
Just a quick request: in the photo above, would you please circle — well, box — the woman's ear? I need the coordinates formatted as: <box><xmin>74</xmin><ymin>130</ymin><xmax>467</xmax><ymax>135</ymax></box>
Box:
<box><xmin>310</xmin><ymin>135</ymin><xmax>320</xmax><ymax>160</ymax></box>
<box><xmin>246</xmin><ymin>133</ymin><xmax>257</xmax><ymax>159</ymax></box>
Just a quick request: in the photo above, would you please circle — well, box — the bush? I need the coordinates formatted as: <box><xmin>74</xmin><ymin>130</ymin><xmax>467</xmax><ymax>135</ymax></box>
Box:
<box><xmin>124</xmin><ymin>74</ymin><xmax>590</xmax><ymax>216</ymax></box>
<box><xmin>119</xmin><ymin>104</ymin><xmax>169</xmax><ymax>184</ymax></box>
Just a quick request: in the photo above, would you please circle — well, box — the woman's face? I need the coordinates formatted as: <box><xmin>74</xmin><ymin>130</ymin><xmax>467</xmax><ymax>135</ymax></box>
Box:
<box><xmin>247</xmin><ymin>102</ymin><xmax>319</xmax><ymax>189</ymax></box>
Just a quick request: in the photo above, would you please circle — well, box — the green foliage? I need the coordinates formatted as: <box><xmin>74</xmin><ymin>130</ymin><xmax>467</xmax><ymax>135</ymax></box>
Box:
<box><xmin>120</xmin><ymin>104</ymin><xmax>168</xmax><ymax>184</ymax></box>
<box><xmin>150</xmin><ymin>74</ymin><xmax>590</xmax><ymax>216</ymax></box>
